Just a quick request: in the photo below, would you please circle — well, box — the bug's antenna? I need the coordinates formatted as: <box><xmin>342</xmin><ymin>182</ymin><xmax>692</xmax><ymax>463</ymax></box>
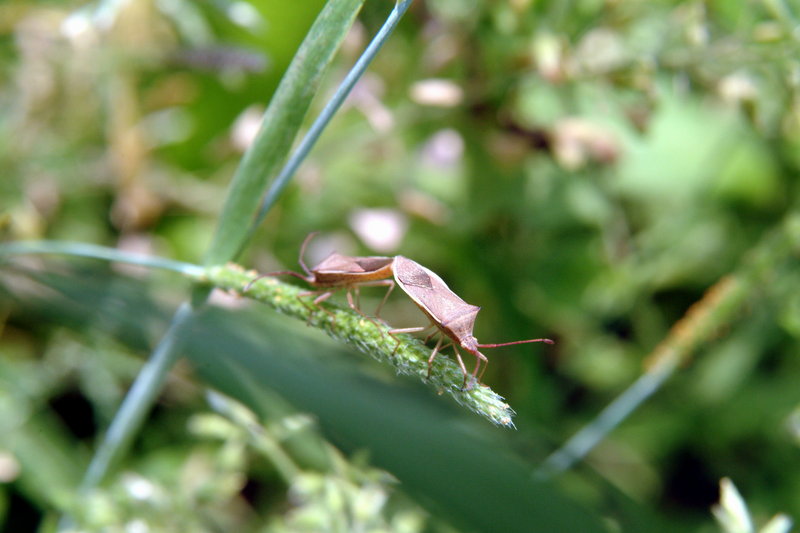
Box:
<box><xmin>477</xmin><ymin>338</ymin><xmax>554</xmax><ymax>348</ymax></box>
<box><xmin>297</xmin><ymin>231</ymin><xmax>319</xmax><ymax>277</ymax></box>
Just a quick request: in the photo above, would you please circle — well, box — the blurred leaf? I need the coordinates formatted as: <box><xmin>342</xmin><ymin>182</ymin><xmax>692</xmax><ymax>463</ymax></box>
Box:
<box><xmin>2</xmin><ymin>268</ymin><xmax>615</xmax><ymax>532</ymax></box>
<box><xmin>4</xmin><ymin>0</ymin><xmax>800</xmax><ymax>529</ymax></box>
<box><xmin>185</xmin><ymin>308</ymin><xmax>610</xmax><ymax>533</ymax></box>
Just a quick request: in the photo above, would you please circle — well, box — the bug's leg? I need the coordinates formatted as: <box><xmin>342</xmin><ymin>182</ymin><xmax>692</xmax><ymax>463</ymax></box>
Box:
<box><xmin>423</xmin><ymin>329</ymin><xmax>439</xmax><ymax>344</ymax></box>
<box><xmin>245</xmin><ymin>270</ymin><xmax>311</xmax><ymax>293</ymax></box>
<box><xmin>451</xmin><ymin>346</ymin><xmax>471</xmax><ymax>388</ymax></box>
<box><xmin>388</xmin><ymin>325</ymin><xmax>430</xmax><ymax>355</ymax></box>
<box><xmin>296</xmin><ymin>290</ymin><xmax>336</xmax><ymax>324</ymax></box>
<box><xmin>426</xmin><ymin>336</ymin><xmax>445</xmax><ymax>378</ymax></box>
<box><xmin>476</xmin><ymin>351</ymin><xmax>490</xmax><ymax>384</ymax></box>
<box><xmin>371</xmin><ymin>280</ymin><xmax>395</xmax><ymax>319</ymax></box>
<box><xmin>243</xmin><ymin>274</ymin><xmax>268</xmax><ymax>293</ymax></box>
<box><xmin>463</xmin><ymin>350</ymin><xmax>488</xmax><ymax>390</ymax></box>
<box><xmin>345</xmin><ymin>289</ymin><xmax>385</xmax><ymax>332</ymax></box>
<box><xmin>348</xmin><ymin>280</ymin><xmax>395</xmax><ymax>320</ymax></box>
<box><xmin>312</xmin><ymin>291</ymin><xmax>337</xmax><ymax>319</ymax></box>
<box><xmin>311</xmin><ymin>291</ymin><xmax>334</xmax><ymax>305</ymax></box>
<box><xmin>345</xmin><ymin>289</ymin><xmax>361</xmax><ymax>314</ymax></box>
<box><xmin>297</xmin><ymin>232</ymin><xmax>319</xmax><ymax>277</ymax></box>
<box><xmin>345</xmin><ymin>288</ymin><xmax>376</xmax><ymax>320</ymax></box>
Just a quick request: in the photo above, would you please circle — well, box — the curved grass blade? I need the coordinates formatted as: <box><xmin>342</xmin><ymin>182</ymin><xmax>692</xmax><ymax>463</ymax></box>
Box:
<box><xmin>186</xmin><ymin>308</ymin><xmax>609</xmax><ymax>533</ymax></box>
<box><xmin>537</xmin><ymin>211</ymin><xmax>800</xmax><ymax>477</ymax></box>
<box><xmin>204</xmin><ymin>0</ymin><xmax>366</xmax><ymax>266</ymax></box>
<box><xmin>249</xmin><ymin>0</ymin><xmax>414</xmax><ymax>234</ymax></box>
<box><xmin>0</xmin><ymin>241</ymin><xmax>203</xmax><ymax>277</ymax></box>
<box><xmin>203</xmin><ymin>264</ymin><xmax>518</xmax><ymax>427</ymax></box>
<box><xmin>1</xmin><ymin>242</ymin><xmax>518</xmax><ymax>425</ymax></box>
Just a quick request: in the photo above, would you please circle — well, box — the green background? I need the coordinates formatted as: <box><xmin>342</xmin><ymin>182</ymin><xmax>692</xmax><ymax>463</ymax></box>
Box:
<box><xmin>1</xmin><ymin>0</ymin><xmax>799</xmax><ymax>531</ymax></box>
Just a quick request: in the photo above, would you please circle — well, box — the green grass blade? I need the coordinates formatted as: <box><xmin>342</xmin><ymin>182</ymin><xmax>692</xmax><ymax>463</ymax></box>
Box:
<box><xmin>0</xmin><ymin>242</ymin><xmax>517</xmax><ymax>425</ymax></box>
<box><xmin>250</xmin><ymin>0</ymin><xmax>414</xmax><ymax>232</ymax></box>
<box><xmin>0</xmin><ymin>241</ymin><xmax>203</xmax><ymax>276</ymax></box>
<box><xmin>204</xmin><ymin>0</ymin><xmax>366</xmax><ymax>266</ymax></box>
<box><xmin>186</xmin><ymin>309</ymin><xmax>609</xmax><ymax>533</ymax></box>
<box><xmin>538</xmin><ymin>211</ymin><xmax>800</xmax><ymax>476</ymax></box>
<box><xmin>78</xmin><ymin>302</ymin><xmax>195</xmax><ymax>491</ymax></box>
<box><xmin>202</xmin><ymin>264</ymin><xmax>518</xmax><ymax>426</ymax></box>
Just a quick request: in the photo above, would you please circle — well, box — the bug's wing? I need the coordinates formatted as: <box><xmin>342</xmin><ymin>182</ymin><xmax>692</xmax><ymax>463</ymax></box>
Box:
<box><xmin>394</xmin><ymin>256</ymin><xmax>480</xmax><ymax>334</ymax></box>
<box><xmin>315</xmin><ymin>254</ymin><xmax>393</xmax><ymax>274</ymax></box>
<box><xmin>313</xmin><ymin>254</ymin><xmax>394</xmax><ymax>285</ymax></box>
<box><xmin>394</xmin><ymin>256</ymin><xmax>436</xmax><ymax>290</ymax></box>
<box><xmin>352</xmin><ymin>256</ymin><xmax>394</xmax><ymax>272</ymax></box>
<box><xmin>440</xmin><ymin>303</ymin><xmax>480</xmax><ymax>339</ymax></box>
<box><xmin>315</xmin><ymin>253</ymin><xmax>368</xmax><ymax>273</ymax></box>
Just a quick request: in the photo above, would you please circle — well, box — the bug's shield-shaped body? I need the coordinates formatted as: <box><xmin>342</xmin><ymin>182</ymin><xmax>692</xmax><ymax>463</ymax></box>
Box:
<box><xmin>393</xmin><ymin>255</ymin><xmax>552</xmax><ymax>387</ymax></box>
<box><xmin>311</xmin><ymin>253</ymin><xmax>394</xmax><ymax>287</ymax></box>
<box><xmin>393</xmin><ymin>255</ymin><xmax>481</xmax><ymax>352</ymax></box>
<box><xmin>247</xmin><ymin>233</ymin><xmax>396</xmax><ymax>319</ymax></box>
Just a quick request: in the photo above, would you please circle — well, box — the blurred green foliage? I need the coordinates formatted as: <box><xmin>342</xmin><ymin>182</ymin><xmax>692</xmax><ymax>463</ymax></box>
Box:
<box><xmin>1</xmin><ymin>0</ymin><xmax>800</xmax><ymax>531</ymax></box>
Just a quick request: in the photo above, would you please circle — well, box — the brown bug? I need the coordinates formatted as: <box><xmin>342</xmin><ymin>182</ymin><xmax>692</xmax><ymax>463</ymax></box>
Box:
<box><xmin>247</xmin><ymin>232</ymin><xmax>396</xmax><ymax>317</ymax></box>
<box><xmin>389</xmin><ymin>255</ymin><xmax>553</xmax><ymax>388</ymax></box>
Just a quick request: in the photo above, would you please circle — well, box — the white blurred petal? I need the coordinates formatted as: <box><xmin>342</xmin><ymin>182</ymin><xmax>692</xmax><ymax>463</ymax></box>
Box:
<box><xmin>712</xmin><ymin>478</ymin><xmax>753</xmax><ymax>533</ymax></box>
<box><xmin>759</xmin><ymin>514</ymin><xmax>793</xmax><ymax>533</ymax></box>
<box><xmin>409</xmin><ymin>79</ymin><xmax>463</xmax><ymax>107</ymax></box>
<box><xmin>349</xmin><ymin>209</ymin><xmax>408</xmax><ymax>253</ymax></box>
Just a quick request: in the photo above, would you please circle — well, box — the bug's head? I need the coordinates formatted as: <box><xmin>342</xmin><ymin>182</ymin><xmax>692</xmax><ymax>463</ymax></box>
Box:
<box><xmin>459</xmin><ymin>335</ymin><xmax>479</xmax><ymax>354</ymax></box>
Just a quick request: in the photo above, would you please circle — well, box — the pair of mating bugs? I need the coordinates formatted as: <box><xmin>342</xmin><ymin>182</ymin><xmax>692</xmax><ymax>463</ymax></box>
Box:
<box><xmin>251</xmin><ymin>233</ymin><xmax>553</xmax><ymax>388</ymax></box>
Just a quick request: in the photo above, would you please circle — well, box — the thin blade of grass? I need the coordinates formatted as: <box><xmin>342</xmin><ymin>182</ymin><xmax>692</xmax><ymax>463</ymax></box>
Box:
<box><xmin>186</xmin><ymin>308</ymin><xmax>610</xmax><ymax>533</ymax></box>
<box><xmin>204</xmin><ymin>0</ymin><xmax>366</xmax><ymax>266</ymax></box>
<box><xmin>53</xmin><ymin>3</ymin><xmax>368</xmax><ymax>523</ymax></box>
<box><xmin>249</xmin><ymin>0</ymin><xmax>414</xmax><ymax>233</ymax></box>
<box><xmin>537</xmin><ymin>212</ymin><xmax>800</xmax><ymax>477</ymax></box>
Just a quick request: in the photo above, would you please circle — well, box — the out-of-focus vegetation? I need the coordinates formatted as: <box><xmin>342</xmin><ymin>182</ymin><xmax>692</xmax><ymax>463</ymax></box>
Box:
<box><xmin>1</xmin><ymin>0</ymin><xmax>799</xmax><ymax>531</ymax></box>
